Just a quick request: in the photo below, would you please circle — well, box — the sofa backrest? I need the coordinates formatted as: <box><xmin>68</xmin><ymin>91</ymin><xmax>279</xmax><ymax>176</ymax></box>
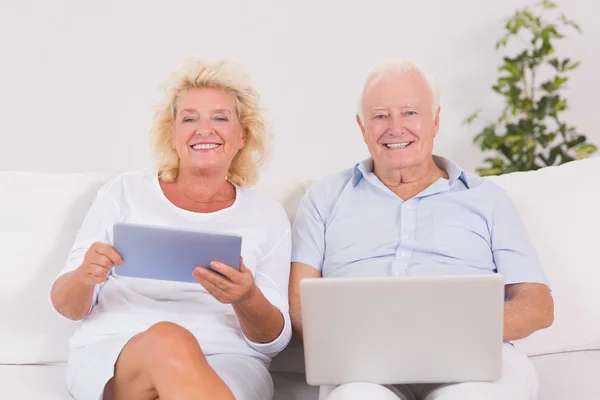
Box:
<box><xmin>1</xmin><ymin>156</ymin><xmax>599</xmax><ymax>365</ymax></box>
<box><xmin>484</xmin><ymin>157</ymin><xmax>600</xmax><ymax>357</ymax></box>
<box><xmin>0</xmin><ymin>172</ymin><xmax>108</xmax><ymax>364</ymax></box>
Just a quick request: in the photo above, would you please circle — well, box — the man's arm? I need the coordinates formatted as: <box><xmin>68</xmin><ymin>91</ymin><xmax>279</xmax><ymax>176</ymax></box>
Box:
<box><xmin>289</xmin><ymin>262</ymin><xmax>322</xmax><ymax>341</ymax></box>
<box><xmin>504</xmin><ymin>282</ymin><xmax>554</xmax><ymax>341</ymax></box>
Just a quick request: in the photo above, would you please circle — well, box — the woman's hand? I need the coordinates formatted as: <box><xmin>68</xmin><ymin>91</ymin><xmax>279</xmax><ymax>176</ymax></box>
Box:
<box><xmin>193</xmin><ymin>257</ymin><xmax>257</xmax><ymax>304</ymax></box>
<box><xmin>77</xmin><ymin>242</ymin><xmax>123</xmax><ymax>286</ymax></box>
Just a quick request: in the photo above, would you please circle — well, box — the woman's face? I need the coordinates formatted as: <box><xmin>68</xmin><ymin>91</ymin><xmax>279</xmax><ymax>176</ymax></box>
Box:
<box><xmin>173</xmin><ymin>88</ymin><xmax>245</xmax><ymax>176</ymax></box>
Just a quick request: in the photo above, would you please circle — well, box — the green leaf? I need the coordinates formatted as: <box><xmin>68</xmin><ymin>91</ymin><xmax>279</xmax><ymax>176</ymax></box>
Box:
<box><xmin>500</xmin><ymin>145</ymin><xmax>513</xmax><ymax>161</ymax></box>
<box><xmin>501</xmin><ymin>59</ymin><xmax>521</xmax><ymax>76</ymax></box>
<box><xmin>552</xmin><ymin>100</ymin><xmax>567</xmax><ymax>112</ymax></box>
<box><xmin>477</xmin><ymin>167</ymin><xmax>504</xmax><ymax>177</ymax></box>
<box><xmin>484</xmin><ymin>158</ymin><xmax>505</xmax><ymax>168</ymax></box>
<box><xmin>566</xmin><ymin>136</ymin><xmax>586</xmax><ymax>148</ymax></box>
<box><xmin>554</xmin><ymin>76</ymin><xmax>568</xmax><ymax>89</ymax></box>
<box><xmin>473</xmin><ymin>125</ymin><xmax>498</xmax><ymax>150</ymax></box>
<box><xmin>540</xmin><ymin>25</ymin><xmax>563</xmax><ymax>41</ymax></box>
<box><xmin>538</xmin><ymin>0</ymin><xmax>558</xmax><ymax>9</ymax></box>
<box><xmin>541</xmin><ymin>81</ymin><xmax>554</xmax><ymax>92</ymax></box>
<box><xmin>566</xmin><ymin>61</ymin><xmax>581</xmax><ymax>71</ymax></box>
<box><xmin>518</xmin><ymin>119</ymin><xmax>534</xmax><ymax>134</ymax></box>
<box><xmin>577</xmin><ymin>145</ymin><xmax>598</xmax><ymax>154</ymax></box>
<box><xmin>463</xmin><ymin>111</ymin><xmax>481</xmax><ymax>125</ymax></box>
<box><xmin>548</xmin><ymin>58</ymin><xmax>560</xmax><ymax>69</ymax></box>
<box><xmin>541</xmin><ymin>77</ymin><xmax>567</xmax><ymax>93</ymax></box>
<box><xmin>526</xmin><ymin>137</ymin><xmax>536</xmax><ymax>149</ymax></box>
<box><xmin>496</xmin><ymin>34</ymin><xmax>510</xmax><ymax>49</ymax></box>
<box><xmin>560</xmin><ymin>13</ymin><xmax>582</xmax><ymax>32</ymax></box>
<box><xmin>547</xmin><ymin>147</ymin><xmax>561</xmax><ymax>165</ymax></box>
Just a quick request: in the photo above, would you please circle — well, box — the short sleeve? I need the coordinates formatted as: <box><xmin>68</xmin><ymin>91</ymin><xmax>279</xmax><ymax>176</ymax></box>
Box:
<box><xmin>490</xmin><ymin>190</ymin><xmax>549</xmax><ymax>287</ymax></box>
<box><xmin>291</xmin><ymin>188</ymin><xmax>327</xmax><ymax>271</ymax></box>
<box><xmin>49</xmin><ymin>185</ymin><xmax>120</xmax><ymax>319</ymax></box>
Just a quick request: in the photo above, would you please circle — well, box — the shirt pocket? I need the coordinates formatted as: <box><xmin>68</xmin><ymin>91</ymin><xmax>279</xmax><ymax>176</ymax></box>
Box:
<box><xmin>432</xmin><ymin>205</ymin><xmax>494</xmax><ymax>268</ymax></box>
<box><xmin>324</xmin><ymin>209</ymin><xmax>399</xmax><ymax>268</ymax></box>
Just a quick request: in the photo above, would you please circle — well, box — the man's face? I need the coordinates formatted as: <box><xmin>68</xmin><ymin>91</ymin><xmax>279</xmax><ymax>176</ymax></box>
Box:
<box><xmin>357</xmin><ymin>71</ymin><xmax>440</xmax><ymax>174</ymax></box>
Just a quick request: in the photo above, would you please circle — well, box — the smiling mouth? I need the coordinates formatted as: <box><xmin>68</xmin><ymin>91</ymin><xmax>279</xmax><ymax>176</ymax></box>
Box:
<box><xmin>190</xmin><ymin>143</ymin><xmax>221</xmax><ymax>150</ymax></box>
<box><xmin>384</xmin><ymin>141</ymin><xmax>413</xmax><ymax>149</ymax></box>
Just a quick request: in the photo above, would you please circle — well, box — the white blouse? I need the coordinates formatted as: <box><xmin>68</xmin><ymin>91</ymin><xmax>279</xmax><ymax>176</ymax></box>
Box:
<box><xmin>51</xmin><ymin>171</ymin><xmax>292</xmax><ymax>363</ymax></box>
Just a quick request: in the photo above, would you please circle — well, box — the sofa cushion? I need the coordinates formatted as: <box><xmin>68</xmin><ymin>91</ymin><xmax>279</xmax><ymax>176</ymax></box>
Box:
<box><xmin>0</xmin><ymin>364</ymin><xmax>71</xmax><ymax>400</ymax></box>
<box><xmin>0</xmin><ymin>172</ymin><xmax>108</xmax><ymax>363</ymax></box>
<box><xmin>1</xmin><ymin>352</ymin><xmax>597</xmax><ymax>400</ymax></box>
<box><xmin>271</xmin><ymin>338</ymin><xmax>308</xmax><ymax>374</ymax></box>
<box><xmin>531</xmin><ymin>350</ymin><xmax>600</xmax><ymax>400</ymax></box>
<box><xmin>273</xmin><ymin>372</ymin><xmax>319</xmax><ymax>400</ymax></box>
<box><xmin>486</xmin><ymin>157</ymin><xmax>600</xmax><ymax>356</ymax></box>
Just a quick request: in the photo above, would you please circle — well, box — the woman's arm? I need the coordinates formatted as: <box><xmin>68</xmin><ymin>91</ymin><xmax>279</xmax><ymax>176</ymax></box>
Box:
<box><xmin>51</xmin><ymin>269</ymin><xmax>96</xmax><ymax>321</ymax></box>
<box><xmin>51</xmin><ymin>242</ymin><xmax>123</xmax><ymax>321</ymax></box>
<box><xmin>194</xmin><ymin>228</ymin><xmax>292</xmax><ymax>355</ymax></box>
<box><xmin>49</xmin><ymin>184</ymin><xmax>120</xmax><ymax>320</ymax></box>
<box><xmin>231</xmin><ymin>278</ymin><xmax>285</xmax><ymax>343</ymax></box>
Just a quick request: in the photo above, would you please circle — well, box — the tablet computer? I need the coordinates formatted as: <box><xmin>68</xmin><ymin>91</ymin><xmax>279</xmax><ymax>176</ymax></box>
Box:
<box><xmin>112</xmin><ymin>222</ymin><xmax>242</xmax><ymax>283</ymax></box>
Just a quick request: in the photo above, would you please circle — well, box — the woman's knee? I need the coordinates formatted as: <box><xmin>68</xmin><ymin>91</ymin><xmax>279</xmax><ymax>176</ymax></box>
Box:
<box><xmin>328</xmin><ymin>383</ymin><xmax>403</xmax><ymax>400</ymax></box>
<box><xmin>143</xmin><ymin>322</ymin><xmax>198</xmax><ymax>343</ymax></box>
<box><xmin>133</xmin><ymin>322</ymin><xmax>205</xmax><ymax>368</ymax></box>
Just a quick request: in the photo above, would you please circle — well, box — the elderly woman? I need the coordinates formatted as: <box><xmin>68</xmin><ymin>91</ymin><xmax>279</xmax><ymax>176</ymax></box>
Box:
<box><xmin>50</xmin><ymin>59</ymin><xmax>291</xmax><ymax>400</ymax></box>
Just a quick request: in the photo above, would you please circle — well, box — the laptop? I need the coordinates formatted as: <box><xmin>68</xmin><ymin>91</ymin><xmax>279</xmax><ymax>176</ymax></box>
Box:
<box><xmin>300</xmin><ymin>274</ymin><xmax>504</xmax><ymax>386</ymax></box>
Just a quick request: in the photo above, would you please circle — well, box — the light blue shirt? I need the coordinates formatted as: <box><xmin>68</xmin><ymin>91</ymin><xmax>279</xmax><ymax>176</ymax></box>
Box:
<box><xmin>292</xmin><ymin>156</ymin><xmax>549</xmax><ymax>286</ymax></box>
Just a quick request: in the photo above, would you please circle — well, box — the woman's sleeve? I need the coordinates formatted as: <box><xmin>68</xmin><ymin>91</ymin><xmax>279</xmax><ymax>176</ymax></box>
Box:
<box><xmin>49</xmin><ymin>184</ymin><xmax>119</xmax><ymax>319</ymax></box>
<box><xmin>244</xmin><ymin>216</ymin><xmax>293</xmax><ymax>357</ymax></box>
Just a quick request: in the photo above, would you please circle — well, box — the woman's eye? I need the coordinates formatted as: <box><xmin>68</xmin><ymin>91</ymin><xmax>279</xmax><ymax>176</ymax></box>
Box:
<box><xmin>214</xmin><ymin>116</ymin><xmax>229</xmax><ymax>122</ymax></box>
<box><xmin>182</xmin><ymin>117</ymin><xmax>195</xmax><ymax>123</ymax></box>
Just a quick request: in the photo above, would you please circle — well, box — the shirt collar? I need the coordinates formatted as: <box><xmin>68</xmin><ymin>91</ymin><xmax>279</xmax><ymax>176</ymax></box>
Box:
<box><xmin>352</xmin><ymin>155</ymin><xmax>471</xmax><ymax>188</ymax></box>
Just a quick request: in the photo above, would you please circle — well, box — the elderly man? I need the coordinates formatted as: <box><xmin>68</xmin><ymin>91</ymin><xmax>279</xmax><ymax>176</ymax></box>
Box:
<box><xmin>289</xmin><ymin>60</ymin><xmax>554</xmax><ymax>400</ymax></box>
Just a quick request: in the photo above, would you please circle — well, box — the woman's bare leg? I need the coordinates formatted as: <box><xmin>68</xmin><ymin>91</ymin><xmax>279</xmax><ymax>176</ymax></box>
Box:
<box><xmin>103</xmin><ymin>322</ymin><xmax>235</xmax><ymax>400</ymax></box>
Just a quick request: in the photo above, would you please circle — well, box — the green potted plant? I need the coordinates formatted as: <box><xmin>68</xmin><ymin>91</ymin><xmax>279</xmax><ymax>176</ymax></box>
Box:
<box><xmin>465</xmin><ymin>0</ymin><xmax>597</xmax><ymax>176</ymax></box>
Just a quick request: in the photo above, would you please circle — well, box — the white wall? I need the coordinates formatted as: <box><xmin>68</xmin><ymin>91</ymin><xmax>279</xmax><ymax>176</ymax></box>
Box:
<box><xmin>1</xmin><ymin>0</ymin><xmax>598</xmax><ymax>181</ymax></box>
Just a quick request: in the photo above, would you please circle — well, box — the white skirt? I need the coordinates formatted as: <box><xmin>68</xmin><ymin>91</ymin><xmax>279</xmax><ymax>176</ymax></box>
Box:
<box><xmin>65</xmin><ymin>335</ymin><xmax>274</xmax><ymax>400</ymax></box>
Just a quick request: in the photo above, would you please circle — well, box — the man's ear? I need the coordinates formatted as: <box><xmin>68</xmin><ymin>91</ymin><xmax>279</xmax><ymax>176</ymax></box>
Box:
<box><xmin>433</xmin><ymin>106</ymin><xmax>441</xmax><ymax>137</ymax></box>
<box><xmin>356</xmin><ymin>114</ymin><xmax>368</xmax><ymax>144</ymax></box>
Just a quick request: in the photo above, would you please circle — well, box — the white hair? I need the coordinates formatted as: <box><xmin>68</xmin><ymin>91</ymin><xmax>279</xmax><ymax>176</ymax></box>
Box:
<box><xmin>356</xmin><ymin>60</ymin><xmax>441</xmax><ymax>121</ymax></box>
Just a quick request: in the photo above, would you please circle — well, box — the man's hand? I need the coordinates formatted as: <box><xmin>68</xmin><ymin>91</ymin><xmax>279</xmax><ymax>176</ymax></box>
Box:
<box><xmin>193</xmin><ymin>257</ymin><xmax>257</xmax><ymax>304</ymax></box>
<box><xmin>504</xmin><ymin>282</ymin><xmax>554</xmax><ymax>342</ymax></box>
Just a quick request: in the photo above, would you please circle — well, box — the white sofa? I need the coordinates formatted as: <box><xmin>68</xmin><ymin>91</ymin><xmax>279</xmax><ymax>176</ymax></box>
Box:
<box><xmin>1</xmin><ymin>157</ymin><xmax>599</xmax><ymax>400</ymax></box>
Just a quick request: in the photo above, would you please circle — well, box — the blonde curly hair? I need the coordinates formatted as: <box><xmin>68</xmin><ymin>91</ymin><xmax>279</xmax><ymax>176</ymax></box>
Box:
<box><xmin>150</xmin><ymin>58</ymin><xmax>270</xmax><ymax>187</ymax></box>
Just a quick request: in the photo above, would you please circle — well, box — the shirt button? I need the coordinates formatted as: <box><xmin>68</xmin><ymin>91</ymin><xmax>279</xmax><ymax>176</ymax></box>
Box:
<box><xmin>393</xmin><ymin>270</ymin><xmax>401</xmax><ymax>276</ymax></box>
<box><xmin>401</xmin><ymin>234</ymin><xmax>410</xmax><ymax>240</ymax></box>
<box><xmin>400</xmin><ymin>251</ymin><xmax>407</xmax><ymax>257</ymax></box>
<box><xmin>405</xmin><ymin>202</ymin><xmax>415</xmax><ymax>210</ymax></box>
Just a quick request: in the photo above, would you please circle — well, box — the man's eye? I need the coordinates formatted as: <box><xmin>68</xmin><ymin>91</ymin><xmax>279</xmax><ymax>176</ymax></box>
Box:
<box><xmin>406</xmin><ymin>111</ymin><xmax>417</xmax><ymax>116</ymax></box>
<box><xmin>374</xmin><ymin>115</ymin><xmax>386</xmax><ymax>119</ymax></box>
